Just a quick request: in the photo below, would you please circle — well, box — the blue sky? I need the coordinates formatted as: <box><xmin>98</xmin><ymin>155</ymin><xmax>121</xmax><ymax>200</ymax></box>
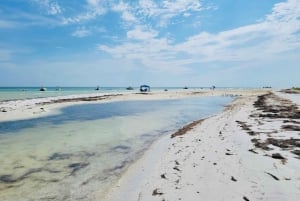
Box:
<box><xmin>0</xmin><ymin>0</ymin><xmax>300</xmax><ymax>87</ymax></box>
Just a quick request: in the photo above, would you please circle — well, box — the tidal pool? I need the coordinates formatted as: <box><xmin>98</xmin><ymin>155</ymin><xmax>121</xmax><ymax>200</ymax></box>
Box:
<box><xmin>0</xmin><ymin>97</ymin><xmax>232</xmax><ymax>201</ymax></box>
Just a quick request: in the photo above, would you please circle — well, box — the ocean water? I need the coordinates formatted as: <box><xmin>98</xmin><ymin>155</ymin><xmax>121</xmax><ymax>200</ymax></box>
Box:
<box><xmin>0</xmin><ymin>87</ymin><xmax>126</xmax><ymax>101</ymax></box>
<box><xmin>0</xmin><ymin>97</ymin><xmax>232</xmax><ymax>201</ymax></box>
<box><xmin>0</xmin><ymin>86</ymin><xmax>238</xmax><ymax>101</ymax></box>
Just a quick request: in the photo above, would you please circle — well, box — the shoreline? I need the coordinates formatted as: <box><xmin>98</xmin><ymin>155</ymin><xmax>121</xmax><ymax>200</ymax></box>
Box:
<box><xmin>0</xmin><ymin>89</ymin><xmax>268</xmax><ymax>122</ymax></box>
<box><xmin>103</xmin><ymin>90</ymin><xmax>300</xmax><ymax>201</ymax></box>
<box><xmin>3</xmin><ymin>88</ymin><xmax>297</xmax><ymax>201</ymax></box>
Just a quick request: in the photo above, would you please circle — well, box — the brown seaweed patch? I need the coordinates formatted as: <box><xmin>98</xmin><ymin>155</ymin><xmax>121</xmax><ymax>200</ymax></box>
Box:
<box><xmin>281</xmin><ymin>124</ymin><xmax>300</xmax><ymax>131</ymax></box>
<box><xmin>283</xmin><ymin>120</ymin><xmax>300</xmax><ymax>124</ymax></box>
<box><xmin>236</xmin><ymin>120</ymin><xmax>251</xmax><ymax>131</ymax></box>
<box><xmin>39</xmin><ymin>94</ymin><xmax>122</xmax><ymax>105</ymax></box>
<box><xmin>280</xmin><ymin>89</ymin><xmax>300</xmax><ymax>94</ymax></box>
<box><xmin>267</xmin><ymin>138</ymin><xmax>300</xmax><ymax>149</ymax></box>
<box><xmin>291</xmin><ymin>149</ymin><xmax>300</xmax><ymax>157</ymax></box>
<box><xmin>171</xmin><ymin>119</ymin><xmax>205</xmax><ymax>138</ymax></box>
<box><xmin>251</xmin><ymin>137</ymin><xmax>300</xmax><ymax>158</ymax></box>
<box><xmin>258</xmin><ymin>112</ymin><xmax>300</xmax><ymax>119</ymax></box>
<box><xmin>236</xmin><ymin>121</ymin><xmax>257</xmax><ymax>136</ymax></box>
<box><xmin>271</xmin><ymin>153</ymin><xmax>287</xmax><ymax>164</ymax></box>
<box><xmin>251</xmin><ymin>138</ymin><xmax>273</xmax><ymax>151</ymax></box>
<box><xmin>271</xmin><ymin>153</ymin><xmax>285</xmax><ymax>160</ymax></box>
<box><xmin>253</xmin><ymin>93</ymin><xmax>300</xmax><ymax>119</ymax></box>
<box><xmin>248</xmin><ymin>149</ymin><xmax>258</xmax><ymax>154</ymax></box>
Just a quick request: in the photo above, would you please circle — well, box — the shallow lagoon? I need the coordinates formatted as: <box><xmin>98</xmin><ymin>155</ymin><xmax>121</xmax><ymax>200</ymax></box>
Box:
<box><xmin>0</xmin><ymin>97</ymin><xmax>232</xmax><ymax>201</ymax></box>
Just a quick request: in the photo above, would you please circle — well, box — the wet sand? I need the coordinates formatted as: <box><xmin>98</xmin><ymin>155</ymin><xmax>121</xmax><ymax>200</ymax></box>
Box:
<box><xmin>104</xmin><ymin>90</ymin><xmax>300</xmax><ymax>201</ymax></box>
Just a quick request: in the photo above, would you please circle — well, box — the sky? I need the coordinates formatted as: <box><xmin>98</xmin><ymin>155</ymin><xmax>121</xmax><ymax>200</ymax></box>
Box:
<box><xmin>0</xmin><ymin>0</ymin><xmax>300</xmax><ymax>87</ymax></box>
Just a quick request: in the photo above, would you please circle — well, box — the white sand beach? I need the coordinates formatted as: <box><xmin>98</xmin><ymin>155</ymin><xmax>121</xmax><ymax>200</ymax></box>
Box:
<box><xmin>103</xmin><ymin>90</ymin><xmax>300</xmax><ymax>201</ymax></box>
<box><xmin>1</xmin><ymin>88</ymin><xmax>299</xmax><ymax>201</ymax></box>
<box><xmin>3</xmin><ymin>1</ymin><xmax>300</xmax><ymax>200</ymax></box>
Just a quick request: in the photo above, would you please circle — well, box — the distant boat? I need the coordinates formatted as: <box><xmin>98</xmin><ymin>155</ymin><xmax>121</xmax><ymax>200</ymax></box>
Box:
<box><xmin>95</xmin><ymin>86</ymin><xmax>100</xmax><ymax>90</ymax></box>
<box><xmin>40</xmin><ymin>87</ymin><xmax>47</xmax><ymax>91</ymax></box>
<box><xmin>126</xmin><ymin>86</ymin><xmax>134</xmax><ymax>90</ymax></box>
<box><xmin>183</xmin><ymin>86</ymin><xmax>188</xmax><ymax>89</ymax></box>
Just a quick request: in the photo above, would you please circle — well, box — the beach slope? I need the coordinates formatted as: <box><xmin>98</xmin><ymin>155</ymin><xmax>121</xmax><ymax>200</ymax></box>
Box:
<box><xmin>104</xmin><ymin>91</ymin><xmax>300</xmax><ymax>201</ymax></box>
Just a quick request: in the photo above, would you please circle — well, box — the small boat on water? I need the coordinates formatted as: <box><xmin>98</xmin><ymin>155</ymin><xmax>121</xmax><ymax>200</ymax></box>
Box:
<box><xmin>39</xmin><ymin>87</ymin><xmax>47</xmax><ymax>91</ymax></box>
<box><xmin>95</xmin><ymin>86</ymin><xmax>100</xmax><ymax>90</ymax></box>
<box><xmin>183</xmin><ymin>86</ymin><xmax>188</xmax><ymax>89</ymax></box>
<box><xmin>126</xmin><ymin>86</ymin><xmax>134</xmax><ymax>90</ymax></box>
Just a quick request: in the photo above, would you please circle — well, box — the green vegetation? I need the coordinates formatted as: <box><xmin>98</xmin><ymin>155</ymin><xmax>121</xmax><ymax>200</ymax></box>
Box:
<box><xmin>292</xmin><ymin>87</ymin><xmax>300</xmax><ymax>90</ymax></box>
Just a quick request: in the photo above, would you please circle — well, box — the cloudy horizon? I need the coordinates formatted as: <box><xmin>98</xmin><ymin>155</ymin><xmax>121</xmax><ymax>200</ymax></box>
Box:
<box><xmin>0</xmin><ymin>0</ymin><xmax>300</xmax><ymax>88</ymax></box>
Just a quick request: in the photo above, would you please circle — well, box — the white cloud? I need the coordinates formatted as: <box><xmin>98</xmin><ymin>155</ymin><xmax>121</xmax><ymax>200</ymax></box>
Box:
<box><xmin>0</xmin><ymin>5</ymin><xmax>62</xmax><ymax>28</ymax></box>
<box><xmin>47</xmin><ymin>2</ymin><xmax>61</xmax><ymax>15</ymax></box>
<box><xmin>0</xmin><ymin>0</ymin><xmax>61</xmax><ymax>29</ymax></box>
<box><xmin>62</xmin><ymin>0</ymin><xmax>107</xmax><ymax>25</ymax></box>
<box><xmin>139</xmin><ymin>0</ymin><xmax>202</xmax><ymax>26</ymax></box>
<box><xmin>18</xmin><ymin>11</ymin><xmax>61</xmax><ymax>27</ymax></box>
<box><xmin>99</xmin><ymin>37</ymin><xmax>171</xmax><ymax>58</ymax></box>
<box><xmin>99</xmin><ymin>0</ymin><xmax>300</xmax><ymax>72</ymax></box>
<box><xmin>98</xmin><ymin>36</ymin><xmax>189</xmax><ymax>73</ymax></box>
<box><xmin>112</xmin><ymin>1</ymin><xmax>137</xmax><ymax>23</ymax></box>
<box><xmin>31</xmin><ymin>0</ymin><xmax>62</xmax><ymax>15</ymax></box>
<box><xmin>138</xmin><ymin>0</ymin><xmax>159</xmax><ymax>17</ymax></box>
<box><xmin>139</xmin><ymin>0</ymin><xmax>202</xmax><ymax>16</ymax></box>
<box><xmin>62</xmin><ymin>12</ymin><xmax>99</xmax><ymax>24</ymax></box>
<box><xmin>72</xmin><ymin>27</ymin><xmax>91</xmax><ymax>38</ymax></box>
<box><xmin>86</xmin><ymin>0</ymin><xmax>100</xmax><ymax>7</ymax></box>
<box><xmin>183</xmin><ymin>13</ymin><xmax>191</xmax><ymax>17</ymax></box>
<box><xmin>162</xmin><ymin>0</ymin><xmax>202</xmax><ymax>13</ymax></box>
<box><xmin>127</xmin><ymin>26</ymin><xmax>158</xmax><ymax>40</ymax></box>
<box><xmin>178</xmin><ymin>0</ymin><xmax>300</xmax><ymax>61</ymax></box>
<box><xmin>86</xmin><ymin>0</ymin><xmax>107</xmax><ymax>14</ymax></box>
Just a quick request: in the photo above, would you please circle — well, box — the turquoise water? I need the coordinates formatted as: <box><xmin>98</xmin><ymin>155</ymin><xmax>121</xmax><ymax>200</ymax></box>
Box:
<box><xmin>0</xmin><ymin>96</ymin><xmax>232</xmax><ymax>201</ymax></box>
<box><xmin>0</xmin><ymin>87</ymin><xmax>126</xmax><ymax>101</ymax></box>
<box><xmin>0</xmin><ymin>86</ymin><xmax>246</xmax><ymax>101</ymax></box>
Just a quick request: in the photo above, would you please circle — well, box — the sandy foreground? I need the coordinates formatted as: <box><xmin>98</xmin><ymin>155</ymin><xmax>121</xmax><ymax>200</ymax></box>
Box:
<box><xmin>103</xmin><ymin>90</ymin><xmax>300</xmax><ymax>201</ymax></box>
<box><xmin>1</xmin><ymin>89</ymin><xmax>299</xmax><ymax>201</ymax></box>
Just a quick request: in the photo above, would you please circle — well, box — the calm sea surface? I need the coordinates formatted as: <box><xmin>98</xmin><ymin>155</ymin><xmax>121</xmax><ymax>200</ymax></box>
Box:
<box><xmin>0</xmin><ymin>87</ymin><xmax>125</xmax><ymax>101</ymax></box>
<box><xmin>0</xmin><ymin>96</ymin><xmax>232</xmax><ymax>201</ymax></box>
<box><xmin>0</xmin><ymin>87</ymin><xmax>210</xmax><ymax>101</ymax></box>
